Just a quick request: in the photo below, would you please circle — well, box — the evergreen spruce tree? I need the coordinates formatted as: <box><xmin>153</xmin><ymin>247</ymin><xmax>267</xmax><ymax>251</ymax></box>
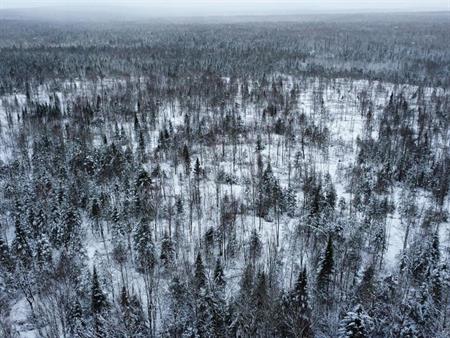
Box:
<box><xmin>214</xmin><ymin>258</ymin><xmax>225</xmax><ymax>288</ymax></box>
<box><xmin>430</xmin><ymin>231</ymin><xmax>440</xmax><ymax>265</ymax></box>
<box><xmin>255</xmin><ymin>135</ymin><xmax>264</xmax><ymax>152</ymax></box>
<box><xmin>324</xmin><ymin>173</ymin><xmax>337</xmax><ymax>210</ymax></box>
<box><xmin>211</xmin><ymin>258</ymin><xmax>227</xmax><ymax>337</ymax></box>
<box><xmin>194</xmin><ymin>252</ymin><xmax>206</xmax><ymax>292</ymax></box>
<box><xmin>34</xmin><ymin>208</ymin><xmax>46</xmax><ymax>238</ymax></box>
<box><xmin>11</xmin><ymin>218</ymin><xmax>32</xmax><ymax>268</ymax></box>
<box><xmin>138</xmin><ymin>130</ymin><xmax>146</xmax><ymax>162</ymax></box>
<box><xmin>91</xmin><ymin>267</ymin><xmax>108</xmax><ymax>313</ymax></box>
<box><xmin>0</xmin><ymin>234</ymin><xmax>13</xmax><ymax>272</ymax></box>
<box><xmin>128</xmin><ymin>293</ymin><xmax>148</xmax><ymax>336</ymax></box>
<box><xmin>91</xmin><ymin>198</ymin><xmax>101</xmax><ymax>231</ymax></box>
<box><xmin>339</xmin><ymin>304</ymin><xmax>373</xmax><ymax>338</ymax></box>
<box><xmin>67</xmin><ymin>298</ymin><xmax>84</xmax><ymax>337</ymax></box>
<box><xmin>258</xmin><ymin>162</ymin><xmax>277</xmax><ymax>217</ymax></box>
<box><xmin>357</xmin><ymin>265</ymin><xmax>375</xmax><ymax>305</ymax></box>
<box><xmin>133</xmin><ymin>218</ymin><xmax>156</xmax><ymax>273</ymax></box>
<box><xmin>292</xmin><ymin>267</ymin><xmax>310</xmax><ymax>313</ymax></box>
<box><xmin>279</xmin><ymin>268</ymin><xmax>313</xmax><ymax>337</ymax></box>
<box><xmin>253</xmin><ymin>271</ymin><xmax>269</xmax><ymax>336</ymax></box>
<box><xmin>194</xmin><ymin>158</ymin><xmax>202</xmax><ymax>178</ymax></box>
<box><xmin>49</xmin><ymin>199</ymin><xmax>63</xmax><ymax>248</ymax></box>
<box><xmin>317</xmin><ymin>236</ymin><xmax>334</xmax><ymax>303</ymax></box>
<box><xmin>249</xmin><ymin>229</ymin><xmax>262</xmax><ymax>263</ymax></box>
<box><xmin>112</xmin><ymin>241</ymin><xmax>128</xmax><ymax>268</ymax></box>
<box><xmin>35</xmin><ymin>233</ymin><xmax>52</xmax><ymax>269</ymax></box>
<box><xmin>91</xmin><ymin>266</ymin><xmax>108</xmax><ymax>337</ymax></box>
<box><xmin>160</xmin><ymin>232</ymin><xmax>175</xmax><ymax>269</ymax></box>
<box><xmin>111</xmin><ymin>206</ymin><xmax>126</xmax><ymax>241</ymax></box>
<box><xmin>134</xmin><ymin>113</ymin><xmax>140</xmax><ymax>131</ymax></box>
<box><xmin>62</xmin><ymin>207</ymin><xmax>80</xmax><ymax>250</ymax></box>
<box><xmin>167</xmin><ymin>276</ymin><xmax>191</xmax><ymax>336</ymax></box>
<box><xmin>182</xmin><ymin>144</ymin><xmax>191</xmax><ymax>174</ymax></box>
<box><xmin>430</xmin><ymin>267</ymin><xmax>442</xmax><ymax>306</ymax></box>
<box><xmin>233</xmin><ymin>264</ymin><xmax>255</xmax><ymax>336</ymax></box>
<box><xmin>120</xmin><ymin>286</ymin><xmax>148</xmax><ymax>337</ymax></box>
<box><xmin>192</xmin><ymin>253</ymin><xmax>214</xmax><ymax>337</ymax></box>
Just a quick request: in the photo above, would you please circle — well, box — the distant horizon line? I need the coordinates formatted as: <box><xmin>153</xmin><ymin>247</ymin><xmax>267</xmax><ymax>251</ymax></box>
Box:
<box><xmin>0</xmin><ymin>5</ymin><xmax>448</xmax><ymax>17</ymax></box>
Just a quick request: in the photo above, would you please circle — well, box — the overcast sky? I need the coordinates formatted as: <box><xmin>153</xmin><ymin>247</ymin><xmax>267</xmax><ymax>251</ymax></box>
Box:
<box><xmin>0</xmin><ymin>0</ymin><xmax>448</xmax><ymax>14</ymax></box>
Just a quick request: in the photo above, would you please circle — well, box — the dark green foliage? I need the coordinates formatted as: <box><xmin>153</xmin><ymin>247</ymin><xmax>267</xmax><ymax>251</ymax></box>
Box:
<box><xmin>357</xmin><ymin>265</ymin><xmax>376</xmax><ymax>305</ymax></box>
<box><xmin>35</xmin><ymin>234</ymin><xmax>52</xmax><ymax>269</ymax></box>
<box><xmin>133</xmin><ymin>218</ymin><xmax>156</xmax><ymax>274</ymax></box>
<box><xmin>194</xmin><ymin>253</ymin><xmax>206</xmax><ymax>292</ymax></box>
<box><xmin>120</xmin><ymin>286</ymin><xmax>148</xmax><ymax>337</ymax></box>
<box><xmin>91</xmin><ymin>267</ymin><xmax>109</xmax><ymax>337</ymax></box>
<box><xmin>249</xmin><ymin>229</ymin><xmax>262</xmax><ymax>262</ymax></box>
<box><xmin>214</xmin><ymin>258</ymin><xmax>225</xmax><ymax>288</ymax></box>
<box><xmin>67</xmin><ymin>298</ymin><xmax>84</xmax><ymax>337</ymax></box>
<box><xmin>317</xmin><ymin>237</ymin><xmax>334</xmax><ymax>301</ymax></box>
<box><xmin>11</xmin><ymin>218</ymin><xmax>32</xmax><ymax>268</ymax></box>
<box><xmin>257</xmin><ymin>162</ymin><xmax>284</xmax><ymax>218</ymax></box>
<box><xmin>160</xmin><ymin>232</ymin><xmax>175</xmax><ymax>269</ymax></box>
<box><xmin>339</xmin><ymin>304</ymin><xmax>373</xmax><ymax>338</ymax></box>
<box><xmin>194</xmin><ymin>158</ymin><xmax>202</xmax><ymax>178</ymax></box>
<box><xmin>253</xmin><ymin>271</ymin><xmax>270</xmax><ymax>336</ymax></box>
<box><xmin>0</xmin><ymin>235</ymin><xmax>13</xmax><ymax>272</ymax></box>
<box><xmin>62</xmin><ymin>208</ymin><xmax>81</xmax><ymax>249</ymax></box>
<box><xmin>277</xmin><ymin>268</ymin><xmax>313</xmax><ymax>337</ymax></box>
<box><xmin>166</xmin><ymin>276</ymin><xmax>191</xmax><ymax>336</ymax></box>
<box><xmin>182</xmin><ymin>144</ymin><xmax>191</xmax><ymax>174</ymax></box>
<box><xmin>232</xmin><ymin>264</ymin><xmax>255</xmax><ymax>336</ymax></box>
<box><xmin>91</xmin><ymin>267</ymin><xmax>108</xmax><ymax>315</ymax></box>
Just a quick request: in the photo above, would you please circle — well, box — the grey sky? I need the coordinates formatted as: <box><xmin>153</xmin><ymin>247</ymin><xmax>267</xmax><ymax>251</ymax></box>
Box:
<box><xmin>0</xmin><ymin>0</ymin><xmax>448</xmax><ymax>14</ymax></box>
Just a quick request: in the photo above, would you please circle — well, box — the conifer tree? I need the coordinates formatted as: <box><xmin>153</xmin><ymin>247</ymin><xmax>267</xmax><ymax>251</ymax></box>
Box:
<box><xmin>160</xmin><ymin>232</ymin><xmax>175</xmax><ymax>269</ymax></box>
<box><xmin>317</xmin><ymin>236</ymin><xmax>334</xmax><ymax>303</ymax></box>
<box><xmin>91</xmin><ymin>267</ymin><xmax>108</xmax><ymax>314</ymax></box>
<box><xmin>120</xmin><ymin>286</ymin><xmax>148</xmax><ymax>337</ymax></box>
<box><xmin>35</xmin><ymin>233</ymin><xmax>52</xmax><ymax>269</ymax></box>
<box><xmin>292</xmin><ymin>267</ymin><xmax>310</xmax><ymax>313</ymax></box>
<box><xmin>194</xmin><ymin>158</ymin><xmax>202</xmax><ymax>178</ymax></box>
<box><xmin>194</xmin><ymin>252</ymin><xmax>206</xmax><ymax>292</ymax></box>
<box><xmin>111</xmin><ymin>206</ymin><xmax>126</xmax><ymax>241</ymax></box>
<box><xmin>0</xmin><ymin>234</ymin><xmax>13</xmax><ymax>272</ymax></box>
<box><xmin>249</xmin><ymin>229</ymin><xmax>262</xmax><ymax>263</ymax></box>
<box><xmin>192</xmin><ymin>253</ymin><xmax>214</xmax><ymax>336</ymax></box>
<box><xmin>339</xmin><ymin>304</ymin><xmax>373</xmax><ymax>338</ymax></box>
<box><xmin>11</xmin><ymin>218</ymin><xmax>32</xmax><ymax>268</ymax></box>
<box><xmin>211</xmin><ymin>258</ymin><xmax>227</xmax><ymax>337</ymax></box>
<box><xmin>138</xmin><ymin>130</ymin><xmax>146</xmax><ymax>162</ymax></box>
<box><xmin>33</xmin><ymin>208</ymin><xmax>46</xmax><ymax>238</ymax></box>
<box><xmin>214</xmin><ymin>258</ymin><xmax>225</xmax><ymax>289</ymax></box>
<box><xmin>253</xmin><ymin>271</ymin><xmax>270</xmax><ymax>336</ymax></box>
<box><xmin>279</xmin><ymin>268</ymin><xmax>314</xmax><ymax>337</ymax></box>
<box><xmin>91</xmin><ymin>266</ymin><xmax>108</xmax><ymax>337</ymax></box>
<box><xmin>357</xmin><ymin>265</ymin><xmax>375</xmax><ymax>305</ymax></box>
<box><xmin>91</xmin><ymin>198</ymin><xmax>101</xmax><ymax>231</ymax></box>
<box><xmin>62</xmin><ymin>208</ymin><xmax>80</xmax><ymax>249</ymax></box>
<box><xmin>167</xmin><ymin>276</ymin><xmax>191</xmax><ymax>336</ymax></box>
<box><xmin>182</xmin><ymin>144</ymin><xmax>191</xmax><ymax>174</ymax></box>
<box><xmin>233</xmin><ymin>264</ymin><xmax>255</xmax><ymax>335</ymax></box>
<box><xmin>67</xmin><ymin>298</ymin><xmax>84</xmax><ymax>337</ymax></box>
<box><xmin>134</xmin><ymin>218</ymin><xmax>156</xmax><ymax>274</ymax></box>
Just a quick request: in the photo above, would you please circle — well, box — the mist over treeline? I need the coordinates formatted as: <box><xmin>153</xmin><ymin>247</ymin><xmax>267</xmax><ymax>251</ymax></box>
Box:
<box><xmin>0</xmin><ymin>12</ymin><xmax>449</xmax><ymax>93</ymax></box>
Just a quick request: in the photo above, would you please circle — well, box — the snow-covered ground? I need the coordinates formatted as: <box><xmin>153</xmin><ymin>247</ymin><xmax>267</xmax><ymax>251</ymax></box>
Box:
<box><xmin>1</xmin><ymin>74</ymin><xmax>448</xmax><ymax>337</ymax></box>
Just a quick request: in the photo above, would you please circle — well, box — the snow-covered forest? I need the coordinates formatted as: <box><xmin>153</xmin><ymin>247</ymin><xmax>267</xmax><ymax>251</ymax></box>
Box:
<box><xmin>0</xmin><ymin>13</ymin><xmax>449</xmax><ymax>338</ymax></box>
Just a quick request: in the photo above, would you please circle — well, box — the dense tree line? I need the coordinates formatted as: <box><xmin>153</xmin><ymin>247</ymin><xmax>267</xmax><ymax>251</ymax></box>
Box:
<box><xmin>0</xmin><ymin>12</ymin><xmax>449</xmax><ymax>95</ymax></box>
